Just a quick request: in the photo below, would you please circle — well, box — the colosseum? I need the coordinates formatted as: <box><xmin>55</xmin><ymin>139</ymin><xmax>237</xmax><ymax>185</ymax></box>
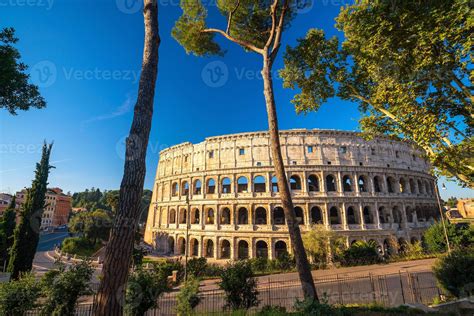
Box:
<box><xmin>144</xmin><ymin>129</ymin><xmax>439</xmax><ymax>261</ymax></box>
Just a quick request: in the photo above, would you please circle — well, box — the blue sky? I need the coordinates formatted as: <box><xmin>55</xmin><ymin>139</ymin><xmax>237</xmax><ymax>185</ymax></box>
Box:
<box><xmin>0</xmin><ymin>0</ymin><xmax>472</xmax><ymax>200</ymax></box>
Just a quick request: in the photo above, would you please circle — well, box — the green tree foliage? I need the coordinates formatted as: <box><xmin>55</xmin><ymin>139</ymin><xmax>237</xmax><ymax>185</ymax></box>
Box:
<box><xmin>68</xmin><ymin>209</ymin><xmax>112</xmax><ymax>244</ymax></box>
<box><xmin>433</xmin><ymin>246</ymin><xmax>474</xmax><ymax>297</ymax></box>
<box><xmin>8</xmin><ymin>142</ymin><xmax>53</xmax><ymax>279</ymax></box>
<box><xmin>423</xmin><ymin>221</ymin><xmax>473</xmax><ymax>253</ymax></box>
<box><xmin>0</xmin><ymin>272</ymin><xmax>41</xmax><ymax>316</ymax></box>
<box><xmin>0</xmin><ymin>196</ymin><xmax>16</xmax><ymax>265</ymax></box>
<box><xmin>0</xmin><ymin>27</ymin><xmax>46</xmax><ymax>115</ymax></box>
<box><xmin>40</xmin><ymin>261</ymin><xmax>93</xmax><ymax>316</ymax></box>
<box><xmin>124</xmin><ymin>268</ymin><xmax>170</xmax><ymax>316</ymax></box>
<box><xmin>219</xmin><ymin>261</ymin><xmax>259</xmax><ymax>310</ymax></box>
<box><xmin>176</xmin><ymin>277</ymin><xmax>201</xmax><ymax>316</ymax></box>
<box><xmin>341</xmin><ymin>240</ymin><xmax>381</xmax><ymax>266</ymax></box>
<box><xmin>302</xmin><ymin>224</ymin><xmax>346</xmax><ymax>268</ymax></box>
<box><xmin>187</xmin><ymin>257</ymin><xmax>207</xmax><ymax>278</ymax></box>
<box><xmin>281</xmin><ymin>0</ymin><xmax>473</xmax><ymax>187</ymax></box>
<box><xmin>446</xmin><ymin>196</ymin><xmax>458</xmax><ymax>208</ymax></box>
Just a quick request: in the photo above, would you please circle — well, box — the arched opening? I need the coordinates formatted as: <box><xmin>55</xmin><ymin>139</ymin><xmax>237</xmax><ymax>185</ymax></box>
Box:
<box><xmin>358</xmin><ymin>176</ymin><xmax>368</xmax><ymax>192</ymax></box>
<box><xmin>169</xmin><ymin>209</ymin><xmax>176</xmax><ymax>224</ymax></box>
<box><xmin>378</xmin><ymin>206</ymin><xmax>388</xmax><ymax>224</ymax></box>
<box><xmin>342</xmin><ymin>175</ymin><xmax>352</xmax><ymax>192</ymax></box>
<box><xmin>255</xmin><ymin>207</ymin><xmax>267</xmax><ymax>225</ymax></box>
<box><xmin>206</xmin><ymin>208</ymin><xmax>215</xmax><ymax>225</ymax></box>
<box><xmin>220</xmin><ymin>240</ymin><xmax>231</xmax><ymax>259</ymax></box>
<box><xmin>294</xmin><ymin>206</ymin><xmax>305</xmax><ymax>225</ymax></box>
<box><xmin>387</xmin><ymin>177</ymin><xmax>396</xmax><ymax>193</ymax></box>
<box><xmin>237</xmin><ymin>207</ymin><xmax>249</xmax><ymax>225</ymax></box>
<box><xmin>221</xmin><ymin>177</ymin><xmax>231</xmax><ymax>193</ymax></box>
<box><xmin>393</xmin><ymin>206</ymin><xmax>403</xmax><ymax>225</ymax></box>
<box><xmin>220</xmin><ymin>207</ymin><xmax>231</xmax><ymax>225</ymax></box>
<box><xmin>237</xmin><ymin>176</ymin><xmax>248</xmax><ymax>193</ymax></box>
<box><xmin>181</xmin><ymin>181</ymin><xmax>189</xmax><ymax>196</ymax></box>
<box><xmin>311</xmin><ymin>206</ymin><xmax>323</xmax><ymax>224</ymax></box>
<box><xmin>409</xmin><ymin>179</ymin><xmax>416</xmax><ymax>194</ymax></box>
<box><xmin>374</xmin><ymin>176</ymin><xmax>382</xmax><ymax>192</ymax></box>
<box><xmin>405</xmin><ymin>206</ymin><xmax>413</xmax><ymax>223</ymax></box>
<box><xmin>254</xmin><ymin>176</ymin><xmax>266</xmax><ymax>193</ymax></box>
<box><xmin>398</xmin><ymin>238</ymin><xmax>408</xmax><ymax>253</ymax></box>
<box><xmin>383</xmin><ymin>239</ymin><xmax>395</xmax><ymax>256</ymax></box>
<box><xmin>346</xmin><ymin>206</ymin><xmax>357</xmax><ymax>224</ymax></box>
<box><xmin>256</xmin><ymin>240</ymin><xmax>268</xmax><ymax>258</ymax></box>
<box><xmin>271</xmin><ymin>176</ymin><xmax>279</xmax><ymax>192</ymax></box>
<box><xmin>190</xmin><ymin>238</ymin><xmax>199</xmax><ymax>256</ymax></box>
<box><xmin>290</xmin><ymin>175</ymin><xmax>302</xmax><ymax>190</ymax></box>
<box><xmin>417</xmin><ymin>179</ymin><xmax>424</xmax><ymax>194</ymax></box>
<box><xmin>204</xmin><ymin>239</ymin><xmax>214</xmax><ymax>258</ymax></box>
<box><xmin>275</xmin><ymin>241</ymin><xmax>288</xmax><ymax>259</ymax></box>
<box><xmin>168</xmin><ymin>236</ymin><xmax>175</xmax><ymax>254</ymax></box>
<box><xmin>193</xmin><ymin>179</ymin><xmax>202</xmax><ymax>195</ymax></box>
<box><xmin>237</xmin><ymin>240</ymin><xmax>249</xmax><ymax>260</ymax></box>
<box><xmin>363</xmin><ymin>206</ymin><xmax>373</xmax><ymax>224</ymax></box>
<box><xmin>207</xmin><ymin>178</ymin><xmax>216</xmax><ymax>194</ymax></box>
<box><xmin>191</xmin><ymin>208</ymin><xmax>200</xmax><ymax>224</ymax></box>
<box><xmin>326</xmin><ymin>175</ymin><xmax>337</xmax><ymax>192</ymax></box>
<box><xmin>179</xmin><ymin>208</ymin><xmax>187</xmax><ymax>224</ymax></box>
<box><xmin>172</xmin><ymin>182</ymin><xmax>179</xmax><ymax>196</ymax></box>
<box><xmin>273</xmin><ymin>207</ymin><xmax>285</xmax><ymax>225</ymax></box>
<box><xmin>329</xmin><ymin>207</ymin><xmax>340</xmax><ymax>225</ymax></box>
<box><xmin>399</xmin><ymin>178</ymin><xmax>407</xmax><ymax>193</ymax></box>
<box><xmin>307</xmin><ymin>175</ymin><xmax>320</xmax><ymax>192</ymax></box>
<box><xmin>178</xmin><ymin>237</ymin><xmax>186</xmax><ymax>255</ymax></box>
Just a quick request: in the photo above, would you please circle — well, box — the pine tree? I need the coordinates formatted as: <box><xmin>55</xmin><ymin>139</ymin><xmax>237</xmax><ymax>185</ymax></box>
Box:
<box><xmin>7</xmin><ymin>142</ymin><xmax>53</xmax><ymax>279</ymax></box>
<box><xmin>0</xmin><ymin>196</ymin><xmax>17</xmax><ymax>266</ymax></box>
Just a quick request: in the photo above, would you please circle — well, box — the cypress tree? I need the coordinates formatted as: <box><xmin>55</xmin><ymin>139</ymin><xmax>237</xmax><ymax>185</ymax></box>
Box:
<box><xmin>0</xmin><ymin>196</ymin><xmax>17</xmax><ymax>266</ymax></box>
<box><xmin>8</xmin><ymin>142</ymin><xmax>53</xmax><ymax>279</ymax></box>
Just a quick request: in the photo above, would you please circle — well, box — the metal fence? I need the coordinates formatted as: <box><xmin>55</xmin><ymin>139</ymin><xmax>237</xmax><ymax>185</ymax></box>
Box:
<box><xmin>25</xmin><ymin>270</ymin><xmax>442</xmax><ymax>316</ymax></box>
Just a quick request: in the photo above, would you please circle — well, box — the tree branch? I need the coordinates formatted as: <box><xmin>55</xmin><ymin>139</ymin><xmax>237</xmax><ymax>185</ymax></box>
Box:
<box><xmin>451</xmin><ymin>74</ymin><xmax>473</xmax><ymax>103</ymax></box>
<box><xmin>226</xmin><ymin>0</ymin><xmax>241</xmax><ymax>35</ymax></box>
<box><xmin>202</xmin><ymin>28</ymin><xmax>263</xmax><ymax>54</ymax></box>
<box><xmin>269</xmin><ymin>0</ymin><xmax>288</xmax><ymax>62</ymax></box>
<box><xmin>264</xmin><ymin>0</ymin><xmax>278</xmax><ymax>50</ymax></box>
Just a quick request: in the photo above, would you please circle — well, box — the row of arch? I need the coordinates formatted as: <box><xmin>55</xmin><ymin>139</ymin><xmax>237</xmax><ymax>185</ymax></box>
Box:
<box><xmin>165</xmin><ymin>204</ymin><xmax>439</xmax><ymax>227</ymax></box>
<box><xmin>167</xmin><ymin>174</ymin><xmax>435</xmax><ymax>197</ymax></box>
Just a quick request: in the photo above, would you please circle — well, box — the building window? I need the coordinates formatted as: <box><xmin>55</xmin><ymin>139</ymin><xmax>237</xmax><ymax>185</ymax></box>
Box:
<box><xmin>371</xmin><ymin>147</ymin><xmax>376</xmax><ymax>155</ymax></box>
<box><xmin>239</xmin><ymin>148</ymin><xmax>245</xmax><ymax>155</ymax></box>
<box><xmin>395</xmin><ymin>151</ymin><xmax>399</xmax><ymax>158</ymax></box>
<box><xmin>256</xmin><ymin>162</ymin><xmax>262</xmax><ymax>166</ymax></box>
<box><xmin>209</xmin><ymin>151</ymin><xmax>214</xmax><ymax>158</ymax></box>
<box><xmin>327</xmin><ymin>161</ymin><xmax>331</xmax><ymax>165</ymax></box>
<box><xmin>340</xmin><ymin>146</ymin><xmax>347</xmax><ymax>154</ymax></box>
<box><xmin>184</xmin><ymin>156</ymin><xmax>188</xmax><ymax>162</ymax></box>
<box><xmin>307</xmin><ymin>146</ymin><xmax>313</xmax><ymax>153</ymax></box>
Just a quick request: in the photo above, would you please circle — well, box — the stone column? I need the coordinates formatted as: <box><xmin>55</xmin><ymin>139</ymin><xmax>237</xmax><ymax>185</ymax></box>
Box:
<box><xmin>353</xmin><ymin>173</ymin><xmax>360</xmax><ymax>195</ymax></box>
<box><xmin>341</xmin><ymin>202</ymin><xmax>347</xmax><ymax>230</ymax></box>
<box><xmin>359</xmin><ymin>203</ymin><xmax>365</xmax><ymax>230</ymax></box>
<box><xmin>374</xmin><ymin>201</ymin><xmax>381</xmax><ymax>229</ymax></box>
<box><xmin>337</xmin><ymin>172</ymin><xmax>343</xmax><ymax>193</ymax></box>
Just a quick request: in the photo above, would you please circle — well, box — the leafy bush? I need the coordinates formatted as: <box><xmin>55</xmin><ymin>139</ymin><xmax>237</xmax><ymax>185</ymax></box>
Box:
<box><xmin>40</xmin><ymin>261</ymin><xmax>93</xmax><ymax>316</ymax></box>
<box><xmin>219</xmin><ymin>261</ymin><xmax>259</xmax><ymax>310</ymax></box>
<box><xmin>203</xmin><ymin>263</ymin><xmax>224</xmax><ymax>277</ymax></box>
<box><xmin>176</xmin><ymin>277</ymin><xmax>201</xmax><ymax>315</ymax></box>
<box><xmin>272</xmin><ymin>252</ymin><xmax>295</xmax><ymax>271</ymax></box>
<box><xmin>433</xmin><ymin>246</ymin><xmax>474</xmax><ymax>298</ymax></box>
<box><xmin>423</xmin><ymin>221</ymin><xmax>473</xmax><ymax>253</ymax></box>
<box><xmin>61</xmin><ymin>237</ymin><xmax>101</xmax><ymax>257</ymax></box>
<box><xmin>256</xmin><ymin>305</ymin><xmax>287</xmax><ymax>316</ymax></box>
<box><xmin>249</xmin><ymin>257</ymin><xmax>269</xmax><ymax>273</ymax></box>
<box><xmin>152</xmin><ymin>260</ymin><xmax>184</xmax><ymax>285</ymax></box>
<box><xmin>341</xmin><ymin>241</ymin><xmax>380</xmax><ymax>266</ymax></box>
<box><xmin>187</xmin><ymin>257</ymin><xmax>207</xmax><ymax>278</ymax></box>
<box><xmin>125</xmin><ymin>268</ymin><xmax>170</xmax><ymax>316</ymax></box>
<box><xmin>294</xmin><ymin>298</ymin><xmax>336</xmax><ymax>315</ymax></box>
<box><xmin>0</xmin><ymin>273</ymin><xmax>41</xmax><ymax>316</ymax></box>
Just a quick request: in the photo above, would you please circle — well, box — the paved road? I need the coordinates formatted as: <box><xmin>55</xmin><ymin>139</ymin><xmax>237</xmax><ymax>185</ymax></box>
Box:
<box><xmin>32</xmin><ymin>230</ymin><xmax>69</xmax><ymax>275</ymax></box>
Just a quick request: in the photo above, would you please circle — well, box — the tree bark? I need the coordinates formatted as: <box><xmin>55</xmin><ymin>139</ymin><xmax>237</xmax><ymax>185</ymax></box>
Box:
<box><xmin>261</xmin><ymin>55</ymin><xmax>318</xmax><ymax>300</ymax></box>
<box><xmin>92</xmin><ymin>1</ymin><xmax>160</xmax><ymax>315</ymax></box>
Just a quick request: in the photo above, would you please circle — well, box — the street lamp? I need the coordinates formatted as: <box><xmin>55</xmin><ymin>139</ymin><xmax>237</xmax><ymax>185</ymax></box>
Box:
<box><xmin>434</xmin><ymin>179</ymin><xmax>451</xmax><ymax>253</ymax></box>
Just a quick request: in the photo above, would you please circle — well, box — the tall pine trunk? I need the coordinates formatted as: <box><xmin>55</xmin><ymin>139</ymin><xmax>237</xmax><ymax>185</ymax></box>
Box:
<box><xmin>93</xmin><ymin>1</ymin><xmax>160</xmax><ymax>314</ymax></box>
<box><xmin>7</xmin><ymin>143</ymin><xmax>52</xmax><ymax>279</ymax></box>
<box><xmin>261</xmin><ymin>56</ymin><xmax>318</xmax><ymax>300</ymax></box>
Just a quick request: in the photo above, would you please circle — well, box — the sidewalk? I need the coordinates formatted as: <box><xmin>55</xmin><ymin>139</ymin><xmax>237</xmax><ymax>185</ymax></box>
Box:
<box><xmin>198</xmin><ymin>258</ymin><xmax>436</xmax><ymax>291</ymax></box>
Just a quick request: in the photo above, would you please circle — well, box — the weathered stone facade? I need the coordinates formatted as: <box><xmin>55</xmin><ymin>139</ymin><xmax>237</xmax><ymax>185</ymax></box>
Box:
<box><xmin>144</xmin><ymin>129</ymin><xmax>438</xmax><ymax>261</ymax></box>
